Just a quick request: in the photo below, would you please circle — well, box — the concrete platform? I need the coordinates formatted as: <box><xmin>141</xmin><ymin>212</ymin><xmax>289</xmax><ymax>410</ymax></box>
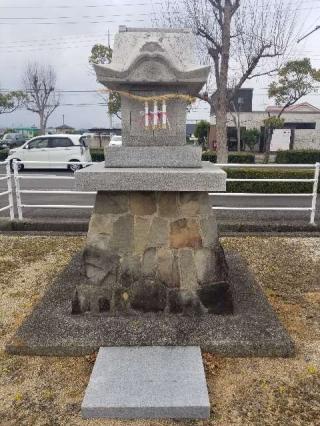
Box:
<box><xmin>81</xmin><ymin>346</ymin><xmax>210</xmax><ymax>419</ymax></box>
<box><xmin>6</xmin><ymin>251</ymin><xmax>294</xmax><ymax>357</ymax></box>
<box><xmin>104</xmin><ymin>146</ymin><xmax>202</xmax><ymax>168</ymax></box>
<box><xmin>75</xmin><ymin>161</ymin><xmax>226</xmax><ymax>192</ymax></box>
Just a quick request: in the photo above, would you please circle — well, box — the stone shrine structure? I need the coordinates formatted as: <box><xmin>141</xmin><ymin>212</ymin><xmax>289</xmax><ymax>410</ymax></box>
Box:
<box><xmin>74</xmin><ymin>27</ymin><xmax>228</xmax><ymax>316</ymax></box>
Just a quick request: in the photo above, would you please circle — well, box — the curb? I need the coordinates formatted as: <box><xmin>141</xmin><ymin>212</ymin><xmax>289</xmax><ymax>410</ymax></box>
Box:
<box><xmin>1</xmin><ymin>218</ymin><xmax>320</xmax><ymax>234</ymax></box>
<box><xmin>218</xmin><ymin>222</ymin><xmax>320</xmax><ymax>234</ymax></box>
<box><xmin>0</xmin><ymin>218</ymin><xmax>89</xmax><ymax>233</ymax></box>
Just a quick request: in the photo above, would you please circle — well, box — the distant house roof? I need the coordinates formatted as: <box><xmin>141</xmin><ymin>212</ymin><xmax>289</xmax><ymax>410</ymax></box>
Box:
<box><xmin>88</xmin><ymin>127</ymin><xmax>121</xmax><ymax>134</ymax></box>
<box><xmin>211</xmin><ymin>88</ymin><xmax>254</xmax><ymax>115</ymax></box>
<box><xmin>56</xmin><ymin>124</ymin><xmax>74</xmax><ymax>130</ymax></box>
<box><xmin>266</xmin><ymin>102</ymin><xmax>320</xmax><ymax>114</ymax></box>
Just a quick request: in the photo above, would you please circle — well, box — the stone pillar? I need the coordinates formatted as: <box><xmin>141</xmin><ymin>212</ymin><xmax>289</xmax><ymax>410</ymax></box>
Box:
<box><xmin>73</xmin><ymin>191</ymin><xmax>228</xmax><ymax>316</ymax></box>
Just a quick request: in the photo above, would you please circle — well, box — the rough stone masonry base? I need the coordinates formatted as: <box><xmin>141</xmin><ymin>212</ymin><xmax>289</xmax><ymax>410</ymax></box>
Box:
<box><xmin>74</xmin><ymin>191</ymin><xmax>229</xmax><ymax>316</ymax></box>
<box><xmin>6</xmin><ymin>251</ymin><xmax>295</xmax><ymax>357</ymax></box>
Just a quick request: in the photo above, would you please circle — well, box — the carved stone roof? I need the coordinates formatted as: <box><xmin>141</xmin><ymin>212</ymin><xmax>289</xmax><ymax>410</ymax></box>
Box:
<box><xmin>94</xmin><ymin>26</ymin><xmax>210</xmax><ymax>93</ymax></box>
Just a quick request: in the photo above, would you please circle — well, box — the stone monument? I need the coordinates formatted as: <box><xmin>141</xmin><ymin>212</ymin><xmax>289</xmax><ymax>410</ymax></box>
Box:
<box><xmin>73</xmin><ymin>27</ymin><xmax>228</xmax><ymax>316</ymax></box>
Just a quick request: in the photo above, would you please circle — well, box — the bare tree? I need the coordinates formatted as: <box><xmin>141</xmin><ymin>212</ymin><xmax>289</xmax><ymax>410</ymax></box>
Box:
<box><xmin>0</xmin><ymin>90</ymin><xmax>25</xmax><ymax>115</ymax></box>
<box><xmin>159</xmin><ymin>0</ymin><xmax>296</xmax><ymax>162</ymax></box>
<box><xmin>230</xmin><ymin>101</ymin><xmax>241</xmax><ymax>152</ymax></box>
<box><xmin>23</xmin><ymin>63</ymin><xmax>60</xmax><ymax>134</ymax></box>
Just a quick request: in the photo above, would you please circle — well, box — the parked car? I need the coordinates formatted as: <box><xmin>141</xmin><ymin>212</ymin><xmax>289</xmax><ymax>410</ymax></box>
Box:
<box><xmin>0</xmin><ymin>133</ymin><xmax>26</xmax><ymax>149</ymax></box>
<box><xmin>109</xmin><ymin>135</ymin><xmax>122</xmax><ymax>147</ymax></box>
<box><xmin>7</xmin><ymin>134</ymin><xmax>92</xmax><ymax>171</ymax></box>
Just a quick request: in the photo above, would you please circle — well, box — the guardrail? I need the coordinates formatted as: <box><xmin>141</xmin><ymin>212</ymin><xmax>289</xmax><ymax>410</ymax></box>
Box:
<box><xmin>1</xmin><ymin>160</ymin><xmax>318</xmax><ymax>225</ymax></box>
<box><xmin>0</xmin><ymin>161</ymin><xmax>14</xmax><ymax>220</ymax></box>
<box><xmin>211</xmin><ymin>162</ymin><xmax>319</xmax><ymax>225</ymax></box>
<box><xmin>12</xmin><ymin>160</ymin><xmax>96</xmax><ymax>220</ymax></box>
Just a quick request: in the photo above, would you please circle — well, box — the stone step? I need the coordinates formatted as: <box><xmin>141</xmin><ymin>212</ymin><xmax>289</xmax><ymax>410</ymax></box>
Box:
<box><xmin>81</xmin><ymin>346</ymin><xmax>210</xmax><ymax>420</ymax></box>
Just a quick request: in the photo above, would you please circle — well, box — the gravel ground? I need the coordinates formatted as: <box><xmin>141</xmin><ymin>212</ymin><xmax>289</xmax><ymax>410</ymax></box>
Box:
<box><xmin>0</xmin><ymin>235</ymin><xmax>319</xmax><ymax>426</ymax></box>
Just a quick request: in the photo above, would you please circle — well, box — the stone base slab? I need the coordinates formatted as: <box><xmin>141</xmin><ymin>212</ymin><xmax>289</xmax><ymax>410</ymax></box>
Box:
<box><xmin>75</xmin><ymin>162</ymin><xmax>226</xmax><ymax>192</ymax></box>
<box><xmin>6</xmin><ymin>252</ymin><xmax>295</xmax><ymax>357</ymax></box>
<box><xmin>104</xmin><ymin>146</ymin><xmax>202</xmax><ymax>168</ymax></box>
<box><xmin>81</xmin><ymin>346</ymin><xmax>210</xmax><ymax>420</ymax></box>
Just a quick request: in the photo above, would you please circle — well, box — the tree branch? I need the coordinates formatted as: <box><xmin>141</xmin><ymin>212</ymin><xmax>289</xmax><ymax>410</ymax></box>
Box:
<box><xmin>229</xmin><ymin>43</ymin><xmax>272</xmax><ymax>99</ymax></box>
<box><xmin>197</xmin><ymin>26</ymin><xmax>222</xmax><ymax>53</ymax></box>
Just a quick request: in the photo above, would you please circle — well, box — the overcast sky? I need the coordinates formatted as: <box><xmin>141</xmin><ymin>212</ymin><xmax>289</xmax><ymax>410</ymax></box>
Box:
<box><xmin>0</xmin><ymin>0</ymin><xmax>320</xmax><ymax>130</ymax></box>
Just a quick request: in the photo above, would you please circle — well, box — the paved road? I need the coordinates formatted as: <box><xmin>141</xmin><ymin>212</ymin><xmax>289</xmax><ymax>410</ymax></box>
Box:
<box><xmin>0</xmin><ymin>165</ymin><xmax>319</xmax><ymax>225</ymax></box>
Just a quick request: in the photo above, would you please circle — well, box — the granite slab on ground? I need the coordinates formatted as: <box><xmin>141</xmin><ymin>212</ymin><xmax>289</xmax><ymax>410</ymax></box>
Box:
<box><xmin>82</xmin><ymin>346</ymin><xmax>210</xmax><ymax>420</ymax></box>
<box><xmin>6</xmin><ymin>251</ymin><xmax>294</xmax><ymax>357</ymax></box>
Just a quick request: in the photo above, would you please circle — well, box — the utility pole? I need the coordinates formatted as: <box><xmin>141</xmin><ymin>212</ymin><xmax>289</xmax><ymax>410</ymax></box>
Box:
<box><xmin>107</xmin><ymin>28</ymin><xmax>113</xmax><ymax>130</ymax></box>
<box><xmin>297</xmin><ymin>26</ymin><xmax>320</xmax><ymax>43</ymax></box>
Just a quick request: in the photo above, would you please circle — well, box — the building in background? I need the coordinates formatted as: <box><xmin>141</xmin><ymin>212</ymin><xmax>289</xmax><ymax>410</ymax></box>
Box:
<box><xmin>210</xmin><ymin>89</ymin><xmax>320</xmax><ymax>152</ymax></box>
<box><xmin>11</xmin><ymin>127</ymin><xmax>39</xmax><ymax>139</ymax></box>
<box><xmin>84</xmin><ymin>127</ymin><xmax>122</xmax><ymax>148</ymax></box>
<box><xmin>209</xmin><ymin>88</ymin><xmax>254</xmax><ymax>151</ymax></box>
<box><xmin>55</xmin><ymin>123</ymin><xmax>75</xmax><ymax>134</ymax></box>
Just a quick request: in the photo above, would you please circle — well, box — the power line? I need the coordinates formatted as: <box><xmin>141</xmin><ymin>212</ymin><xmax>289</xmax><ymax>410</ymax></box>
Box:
<box><xmin>297</xmin><ymin>25</ymin><xmax>320</xmax><ymax>43</ymax></box>
<box><xmin>1</xmin><ymin>2</ymin><xmax>317</xmax><ymax>25</ymax></box>
<box><xmin>0</xmin><ymin>19</ymin><xmax>147</xmax><ymax>25</ymax></box>
<box><xmin>1</xmin><ymin>33</ymin><xmax>113</xmax><ymax>45</ymax></box>
<box><xmin>0</xmin><ymin>13</ymin><xmax>158</xmax><ymax>20</ymax></box>
<box><xmin>0</xmin><ymin>0</ymin><xmax>319</xmax><ymax>7</ymax></box>
<box><xmin>0</xmin><ymin>89</ymin><xmax>100</xmax><ymax>93</ymax></box>
<box><xmin>0</xmin><ymin>2</ymin><xmax>163</xmax><ymax>9</ymax></box>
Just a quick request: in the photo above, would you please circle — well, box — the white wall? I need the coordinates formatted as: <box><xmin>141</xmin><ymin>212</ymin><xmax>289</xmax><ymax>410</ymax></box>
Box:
<box><xmin>270</xmin><ymin>129</ymin><xmax>291</xmax><ymax>151</ymax></box>
<box><xmin>210</xmin><ymin>111</ymin><xmax>320</xmax><ymax>130</ymax></box>
<box><xmin>294</xmin><ymin>130</ymin><xmax>320</xmax><ymax>150</ymax></box>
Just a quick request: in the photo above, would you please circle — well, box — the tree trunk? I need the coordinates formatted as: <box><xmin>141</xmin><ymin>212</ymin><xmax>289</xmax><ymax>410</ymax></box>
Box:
<box><xmin>39</xmin><ymin>113</ymin><xmax>45</xmax><ymax>135</ymax></box>
<box><xmin>290</xmin><ymin>128</ymin><xmax>295</xmax><ymax>150</ymax></box>
<box><xmin>215</xmin><ymin>4</ymin><xmax>232</xmax><ymax>164</ymax></box>
<box><xmin>216</xmin><ymin>109</ymin><xmax>228</xmax><ymax>163</ymax></box>
<box><xmin>237</xmin><ymin>117</ymin><xmax>241</xmax><ymax>152</ymax></box>
<box><xmin>264</xmin><ymin>127</ymin><xmax>273</xmax><ymax>163</ymax></box>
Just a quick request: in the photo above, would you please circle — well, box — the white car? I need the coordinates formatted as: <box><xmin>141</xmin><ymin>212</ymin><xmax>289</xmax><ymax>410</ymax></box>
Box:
<box><xmin>7</xmin><ymin>134</ymin><xmax>92</xmax><ymax>171</ymax></box>
<box><xmin>109</xmin><ymin>135</ymin><xmax>122</xmax><ymax>146</ymax></box>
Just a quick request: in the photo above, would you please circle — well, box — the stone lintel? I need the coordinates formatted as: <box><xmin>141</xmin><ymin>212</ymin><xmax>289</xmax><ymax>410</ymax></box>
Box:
<box><xmin>104</xmin><ymin>146</ymin><xmax>202</xmax><ymax>168</ymax></box>
<box><xmin>75</xmin><ymin>162</ymin><xmax>226</xmax><ymax>192</ymax></box>
<box><xmin>81</xmin><ymin>346</ymin><xmax>210</xmax><ymax>420</ymax></box>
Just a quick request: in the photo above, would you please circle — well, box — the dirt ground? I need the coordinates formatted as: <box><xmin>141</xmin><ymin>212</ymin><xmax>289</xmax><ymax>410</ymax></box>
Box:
<box><xmin>0</xmin><ymin>234</ymin><xmax>319</xmax><ymax>426</ymax></box>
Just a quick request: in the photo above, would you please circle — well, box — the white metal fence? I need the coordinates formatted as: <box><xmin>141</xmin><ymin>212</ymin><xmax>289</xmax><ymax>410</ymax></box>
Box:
<box><xmin>0</xmin><ymin>161</ymin><xmax>14</xmax><ymax>220</ymax></box>
<box><xmin>0</xmin><ymin>160</ymin><xmax>318</xmax><ymax>225</ymax></box>
<box><xmin>12</xmin><ymin>160</ymin><xmax>96</xmax><ymax>220</ymax></box>
<box><xmin>211</xmin><ymin>162</ymin><xmax>319</xmax><ymax>225</ymax></box>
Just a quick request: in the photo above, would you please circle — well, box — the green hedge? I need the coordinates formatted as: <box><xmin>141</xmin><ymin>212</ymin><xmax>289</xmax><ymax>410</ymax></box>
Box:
<box><xmin>202</xmin><ymin>151</ymin><xmax>255</xmax><ymax>164</ymax></box>
<box><xmin>0</xmin><ymin>149</ymin><xmax>9</xmax><ymax>161</ymax></box>
<box><xmin>228</xmin><ymin>152</ymin><xmax>255</xmax><ymax>164</ymax></box>
<box><xmin>90</xmin><ymin>148</ymin><xmax>105</xmax><ymax>162</ymax></box>
<box><xmin>201</xmin><ymin>151</ymin><xmax>217</xmax><ymax>162</ymax></box>
<box><xmin>275</xmin><ymin>150</ymin><xmax>320</xmax><ymax>164</ymax></box>
<box><xmin>225</xmin><ymin>168</ymin><xmax>318</xmax><ymax>193</ymax></box>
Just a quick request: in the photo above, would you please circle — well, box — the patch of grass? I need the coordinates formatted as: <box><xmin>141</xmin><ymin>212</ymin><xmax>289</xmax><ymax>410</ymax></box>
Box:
<box><xmin>0</xmin><ymin>235</ymin><xmax>319</xmax><ymax>426</ymax></box>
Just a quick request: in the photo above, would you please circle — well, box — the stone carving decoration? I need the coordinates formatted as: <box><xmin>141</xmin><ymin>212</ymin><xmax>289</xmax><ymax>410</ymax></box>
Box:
<box><xmin>93</xmin><ymin>27</ymin><xmax>211</xmax><ymax>164</ymax></box>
